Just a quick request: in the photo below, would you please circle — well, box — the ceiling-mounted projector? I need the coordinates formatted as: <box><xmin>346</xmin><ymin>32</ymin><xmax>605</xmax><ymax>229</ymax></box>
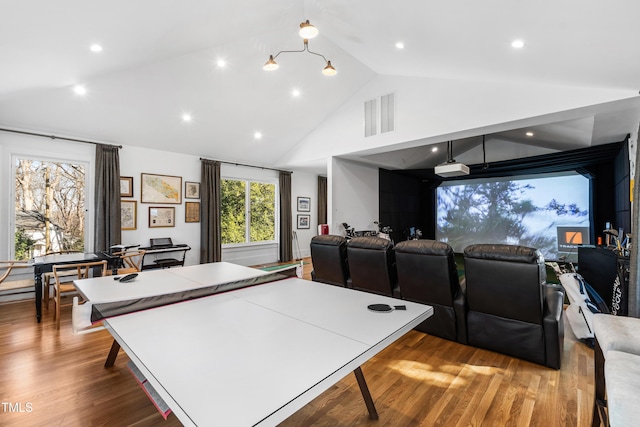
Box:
<box><xmin>434</xmin><ymin>162</ymin><xmax>469</xmax><ymax>177</ymax></box>
<box><xmin>435</xmin><ymin>140</ymin><xmax>470</xmax><ymax>177</ymax></box>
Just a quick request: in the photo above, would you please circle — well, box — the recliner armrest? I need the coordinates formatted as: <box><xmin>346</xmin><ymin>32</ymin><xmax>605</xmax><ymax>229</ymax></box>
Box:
<box><xmin>544</xmin><ymin>284</ymin><xmax>564</xmax><ymax>321</ymax></box>
<box><xmin>453</xmin><ymin>288</ymin><xmax>467</xmax><ymax>345</ymax></box>
<box><xmin>542</xmin><ymin>283</ymin><xmax>564</xmax><ymax>369</ymax></box>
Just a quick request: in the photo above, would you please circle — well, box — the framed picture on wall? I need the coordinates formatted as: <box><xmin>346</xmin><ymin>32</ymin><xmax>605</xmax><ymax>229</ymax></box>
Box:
<box><xmin>185</xmin><ymin>181</ymin><xmax>200</xmax><ymax>199</ymax></box>
<box><xmin>185</xmin><ymin>201</ymin><xmax>200</xmax><ymax>223</ymax></box>
<box><xmin>121</xmin><ymin>200</ymin><xmax>137</xmax><ymax>230</ymax></box>
<box><xmin>297</xmin><ymin>196</ymin><xmax>310</xmax><ymax>212</ymax></box>
<box><xmin>149</xmin><ymin>206</ymin><xmax>175</xmax><ymax>228</ymax></box>
<box><xmin>297</xmin><ymin>214</ymin><xmax>310</xmax><ymax>229</ymax></box>
<box><xmin>120</xmin><ymin>176</ymin><xmax>134</xmax><ymax>197</ymax></box>
<box><xmin>141</xmin><ymin>173</ymin><xmax>182</xmax><ymax>204</ymax></box>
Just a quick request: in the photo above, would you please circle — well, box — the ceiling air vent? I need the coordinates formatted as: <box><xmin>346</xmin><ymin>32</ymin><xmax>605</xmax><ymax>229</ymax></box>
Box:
<box><xmin>381</xmin><ymin>93</ymin><xmax>395</xmax><ymax>133</ymax></box>
<box><xmin>364</xmin><ymin>98</ymin><xmax>377</xmax><ymax>137</ymax></box>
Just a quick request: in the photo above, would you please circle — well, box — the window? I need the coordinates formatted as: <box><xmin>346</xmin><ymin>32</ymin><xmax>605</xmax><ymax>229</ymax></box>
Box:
<box><xmin>221</xmin><ymin>179</ymin><xmax>276</xmax><ymax>245</ymax></box>
<box><xmin>14</xmin><ymin>158</ymin><xmax>87</xmax><ymax>260</ymax></box>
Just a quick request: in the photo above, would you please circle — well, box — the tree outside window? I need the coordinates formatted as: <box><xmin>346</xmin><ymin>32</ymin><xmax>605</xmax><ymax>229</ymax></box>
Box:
<box><xmin>14</xmin><ymin>159</ymin><xmax>86</xmax><ymax>260</ymax></box>
<box><xmin>221</xmin><ymin>179</ymin><xmax>276</xmax><ymax>245</ymax></box>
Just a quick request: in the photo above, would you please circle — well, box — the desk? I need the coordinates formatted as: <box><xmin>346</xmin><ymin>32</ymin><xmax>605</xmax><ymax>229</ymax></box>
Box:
<box><xmin>32</xmin><ymin>252</ymin><xmax>115</xmax><ymax>322</ymax></box>
<box><xmin>74</xmin><ymin>262</ymin><xmax>432</xmax><ymax>426</ymax></box>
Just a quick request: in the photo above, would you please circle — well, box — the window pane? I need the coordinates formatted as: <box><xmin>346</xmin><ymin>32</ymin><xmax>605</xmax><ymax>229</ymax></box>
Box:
<box><xmin>250</xmin><ymin>182</ymin><xmax>275</xmax><ymax>242</ymax></box>
<box><xmin>221</xmin><ymin>179</ymin><xmax>246</xmax><ymax>244</ymax></box>
<box><xmin>15</xmin><ymin>159</ymin><xmax>85</xmax><ymax>260</ymax></box>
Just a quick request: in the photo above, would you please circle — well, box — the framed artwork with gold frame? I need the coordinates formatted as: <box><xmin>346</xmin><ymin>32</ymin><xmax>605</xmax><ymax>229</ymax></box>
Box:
<box><xmin>185</xmin><ymin>202</ymin><xmax>200</xmax><ymax>223</ymax></box>
<box><xmin>141</xmin><ymin>173</ymin><xmax>182</xmax><ymax>204</ymax></box>
<box><xmin>149</xmin><ymin>206</ymin><xmax>175</xmax><ymax>228</ymax></box>
<box><xmin>121</xmin><ymin>200</ymin><xmax>137</xmax><ymax>230</ymax></box>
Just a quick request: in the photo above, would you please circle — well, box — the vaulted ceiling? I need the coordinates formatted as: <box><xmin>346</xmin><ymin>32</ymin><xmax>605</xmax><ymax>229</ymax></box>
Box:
<box><xmin>1</xmin><ymin>1</ymin><xmax>639</xmax><ymax>174</ymax></box>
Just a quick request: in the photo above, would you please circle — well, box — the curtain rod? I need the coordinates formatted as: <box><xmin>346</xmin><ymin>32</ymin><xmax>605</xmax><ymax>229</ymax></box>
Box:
<box><xmin>0</xmin><ymin>127</ymin><xmax>123</xmax><ymax>148</ymax></box>
<box><xmin>199</xmin><ymin>157</ymin><xmax>292</xmax><ymax>174</ymax></box>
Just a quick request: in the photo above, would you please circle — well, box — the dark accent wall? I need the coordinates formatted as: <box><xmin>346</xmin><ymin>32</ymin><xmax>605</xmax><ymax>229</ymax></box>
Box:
<box><xmin>379</xmin><ymin>140</ymin><xmax>630</xmax><ymax>248</ymax></box>
<box><xmin>379</xmin><ymin>169</ymin><xmax>421</xmax><ymax>243</ymax></box>
<box><xmin>586</xmin><ymin>162</ymin><xmax>615</xmax><ymax>242</ymax></box>
<box><xmin>614</xmin><ymin>140</ymin><xmax>631</xmax><ymax>235</ymax></box>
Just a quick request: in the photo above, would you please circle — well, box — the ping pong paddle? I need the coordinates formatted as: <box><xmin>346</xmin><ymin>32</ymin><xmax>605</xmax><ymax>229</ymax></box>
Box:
<box><xmin>367</xmin><ymin>304</ymin><xmax>406</xmax><ymax>312</ymax></box>
<box><xmin>118</xmin><ymin>273</ymin><xmax>138</xmax><ymax>283</ymax></box>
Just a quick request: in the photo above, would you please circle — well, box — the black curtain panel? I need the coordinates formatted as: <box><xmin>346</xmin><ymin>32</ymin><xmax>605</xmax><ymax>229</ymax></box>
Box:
<box><xmin>318</xmin><ymin>175</ymin><xmax>327</xmax><ymax>225</ymax></box>
<box><xmin>200</xmin><ymin>159</ymin><xmax>222</xmax><ymax>263</ymax></box>
<box><xmin>94</xmin><ymin>144</ymin><xmax>121</xmax><ymax>252</ymax></box>
<box><xmin>279</xmin><ymin>171</ymin><xmax>292</xmax><ymax>262</ymax></box>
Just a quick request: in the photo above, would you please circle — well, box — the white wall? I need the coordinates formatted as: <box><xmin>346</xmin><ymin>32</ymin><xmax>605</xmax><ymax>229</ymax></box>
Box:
<box><xmin>328</xmin><ymin>157</ymin><xmax>379</xmax><ymax>235</ymax></box>
<box><xmin>1</xmin><ymin>135</ymin><xmax>311</xmax><ymax>268</ymax></box>
<box><xmin>291</xmin><ymin>170</ymin><xmax>318</xmax><ymax>259</ymax></box>
<box><xmin>278</xmin><ymin>74</ymin><xmax>639</xmax><ymax>169</ymax></box>
<box><xmin>119</xmin><ymin>145</ymin><xmax>201</xmax><ymax>266</ymax></box>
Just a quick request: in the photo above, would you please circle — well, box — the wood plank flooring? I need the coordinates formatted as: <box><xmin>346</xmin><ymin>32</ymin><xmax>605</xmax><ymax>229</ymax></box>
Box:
<box><xmin>0</xmin><ymin>259</ymin><xmax>595</xmax><ymax>426</ymax></box>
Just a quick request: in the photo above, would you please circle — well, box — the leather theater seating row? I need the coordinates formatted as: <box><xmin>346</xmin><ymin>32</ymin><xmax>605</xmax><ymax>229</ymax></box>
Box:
<box><xmin>310</xmin><ymin>235</ymin><xmax>565</xmax><ymax>369</ymax></box>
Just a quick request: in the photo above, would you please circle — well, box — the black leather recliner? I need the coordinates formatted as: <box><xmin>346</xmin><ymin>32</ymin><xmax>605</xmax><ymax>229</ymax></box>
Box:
<box><xmin>347</xmin><ymin>236</ymin><xmax>397</xmax><ymax>297</ymax></box>
<box><xmin>394</xmin><ymin>240</ymin><xmax>467</xmax><ymax>344</ymax></box>
<box><xmin>463</xmin><ymin>244</ymin><xmax>564</xmax><ymax>369</ymax></box>
<box><xmin>309</xmin><ymin>235</ymin><xmax>349</xmax><ymax>287</ymax></box>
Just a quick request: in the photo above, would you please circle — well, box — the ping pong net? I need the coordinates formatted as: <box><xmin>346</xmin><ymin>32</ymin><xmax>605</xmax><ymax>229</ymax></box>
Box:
<box><xmin>91</xmin><ymin>269</ymin><xmax>296</xmax><ymax>323</ymax></box>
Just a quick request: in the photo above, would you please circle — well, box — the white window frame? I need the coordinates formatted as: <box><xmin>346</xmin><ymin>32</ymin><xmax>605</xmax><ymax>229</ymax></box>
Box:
<box><xmin>3</xmin><ymin>137</ymin><xmax>95</xmax><ymax>260</ymax></box>
<box><xmin>220</xmin><ymin>176</ymin><xmax>280</xmax><ymax>248</ymax></box>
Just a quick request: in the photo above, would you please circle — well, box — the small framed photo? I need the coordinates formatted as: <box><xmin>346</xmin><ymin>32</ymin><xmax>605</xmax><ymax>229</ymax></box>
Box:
<box><xmin>121</xmin><ymin>200</ymin><xmax>137</xmax><ymax>230</ymax></box>
<box><xmin>185</xmin><ymin>201</ymin><xmax>200</xmax><ymax>223</ymax></box>
<box><xmin>185</xmin><ymin>181</ymin><xmax>200</xmax><ymax>199</ymax></box>
<box><xmin>149</xmin><ymin>206</ymin><xmax>175</xmax><ymax>228</ymax></box>
<box><xmin>120</xmin><ymin>176</ymin><xmax>134</xmax><ymax>197</ymax></box>
<box><xmin>141</xmin><ymin>173</ymin><xmax>182</xmax><ymax>204</ymax></box>
<box><xmin>297</xmin><ymin>196</ymin><xmax>310</xmax><ymax>212</ymax></box>
<box><xmin>297</xmin><ymin>214</ymin><xmax>310</xmax><ymax>229</ymax></box>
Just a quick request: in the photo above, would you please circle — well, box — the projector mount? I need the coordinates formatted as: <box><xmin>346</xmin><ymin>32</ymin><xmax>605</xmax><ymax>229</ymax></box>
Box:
<box><xmin>434</xmin><ymin>140</ymin><xmax>469</xmax><ymax>177</ymax></box>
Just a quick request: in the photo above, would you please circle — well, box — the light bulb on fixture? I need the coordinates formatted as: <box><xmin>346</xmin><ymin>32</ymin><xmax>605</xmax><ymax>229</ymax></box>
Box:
<box><xmin>322</xmin><ymin>61</ymin><xmax>337</xmax><ymax>76</ymax></box>
<box><xmin>299</xmin><ymin>20</ymin><xmax>319</xmax><ymax>39</ymax></box>
<box><xmin>263</xmin><ymin>55</ymin><xmax>279</xmax><ymax>71</ymax></box>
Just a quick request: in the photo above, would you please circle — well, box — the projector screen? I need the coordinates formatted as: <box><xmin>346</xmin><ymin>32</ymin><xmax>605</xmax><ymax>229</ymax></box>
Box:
<box><xmin>436</xmin><ymin>171</ymin><xmax>591</xmax><ymax>262</ymax></box>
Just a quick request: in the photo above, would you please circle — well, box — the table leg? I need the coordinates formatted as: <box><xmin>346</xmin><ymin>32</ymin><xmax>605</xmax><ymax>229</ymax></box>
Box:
<box><xmin>353</xmin><ymin>367</ymin><xmax>379</xmax><ymax>420</ymax></box>
<box><xmin>104</xmin><ymin>339</ymin><xmax>121</xmax><ymax>368</ymax></box>
<box><xmin>34</xmin><ymin>270</ymin><xmax>42</xmax><ymax>323</ymax></box>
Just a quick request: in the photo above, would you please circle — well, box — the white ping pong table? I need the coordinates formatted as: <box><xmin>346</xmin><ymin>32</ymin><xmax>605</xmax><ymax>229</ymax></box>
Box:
<box><xmin>74</xmin><ymin>262</ymin><xmax>433</xmax><ymax>426</ymax></box>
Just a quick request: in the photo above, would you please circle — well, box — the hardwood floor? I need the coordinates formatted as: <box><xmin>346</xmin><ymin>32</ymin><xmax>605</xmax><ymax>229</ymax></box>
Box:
<box><xmin>0</xmin><ymin>259</ymin><xmax>595</xmax><ymax>426</ymax></box>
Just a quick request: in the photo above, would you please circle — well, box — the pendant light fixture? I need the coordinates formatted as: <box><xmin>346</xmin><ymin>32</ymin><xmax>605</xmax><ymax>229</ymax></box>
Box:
<box><xmin>263</xmin><ymin>20</ymin><xmax>336</xmax><ymax>76</ymax></box>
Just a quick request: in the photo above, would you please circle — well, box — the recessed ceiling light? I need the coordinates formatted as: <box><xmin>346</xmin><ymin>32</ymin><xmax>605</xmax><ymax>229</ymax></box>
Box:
<box><xmin>395</xmin><ymin>42</ymin><xmax>405</xmax><ymax>49</ymax></box>
<box><xmin>526</xmin><ymin>131</ymin><xmax>534</xmax><ymax>137</ymax></box>
<box><xmin>90</xmin><ymin>44</ymin><xmax>103</xmax><ymax>53</ymax></box>
<box><xmin>511</xmin><ymin>39</ymin><xmax>525</xmax><ymax>49</ymax></box>
<box><xmin>431</xmin><ymin>147</ymin><xmax>438</xmax><ymax>152</ymax></box>
<box><xmin>73</xmin><ymin>85</ymin><xmax>87</xmax><ymax>96</ymax></box>
<box><xmin>216</xmin><ymin>59</ymin><xmax>226</xmax><ymax>68</ymax></box>
<box><xmin>292</xmin><ymin>89</ymin><xmax>301</xmax><ymax>97</ymax></box>
<box><xmin>182</xmin><ymin>113</ymin><xmax>192</xmax><ymax>122</ymax></box>
<box><xmin>254</xmin><ymin>131</ymin><xmax>262</xmax><ymax>140</ymax></box>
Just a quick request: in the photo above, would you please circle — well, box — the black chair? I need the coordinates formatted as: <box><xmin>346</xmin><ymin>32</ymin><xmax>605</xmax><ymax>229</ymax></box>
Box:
<box><xmin>309</xmin><ymin>235</ymin><xmax>349</xmax><ymax>287</ymax></box>
<box><xmin>463</xmin><ymin>244</ymin><xmax>564</xmax><ymax>369</ymax></box>
<box><xmin>394</xmin><ymin>240</ymin><xmax>467</xmax><ymax>344</ymax></box>
<box><xmin>347</xmin><ymin>236</ymin><xmax>397</xmax><ymax>297</ymax></box>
